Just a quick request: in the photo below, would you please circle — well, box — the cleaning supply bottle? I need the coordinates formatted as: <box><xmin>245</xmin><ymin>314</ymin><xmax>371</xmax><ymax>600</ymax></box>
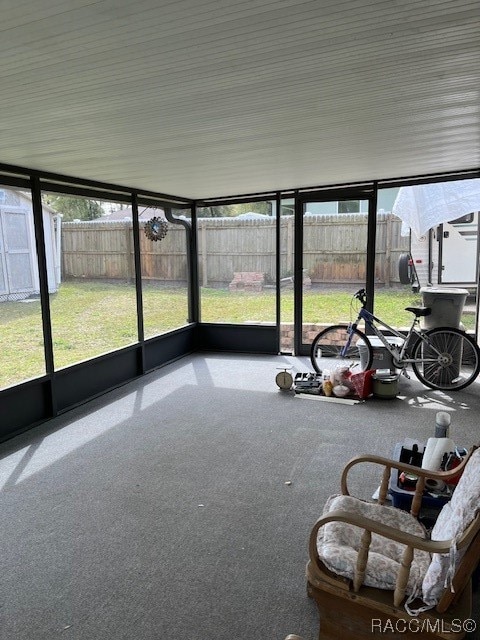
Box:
<box><xmin>421</xmin><ymin>412</ymin><xmax>454</xmax><ymax>471</ymax></box>
<box><xmin>434</xmin><ymin>411</ymin><xmax>451</xmax><ymax>438</ymax></box>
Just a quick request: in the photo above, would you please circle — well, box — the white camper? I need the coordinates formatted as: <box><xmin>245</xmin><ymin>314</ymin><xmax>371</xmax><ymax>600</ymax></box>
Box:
<box><xmin>409</xmin><ymin>212</ymin><xmax>478</xmax><ymax>289</ymax></box>
<box><xmin>438</xmin><ymin>212</ymin><xmax>478</xmax><ymax>285</ymax></box>
<box><xmin>393</xmin><ymin>179</ymin><xmax>480</xmax><ymax>291</ymax></box>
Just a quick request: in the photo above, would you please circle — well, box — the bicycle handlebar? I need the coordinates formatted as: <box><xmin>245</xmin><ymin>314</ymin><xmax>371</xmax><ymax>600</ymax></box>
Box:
<box><xmin>354</xmin><ymin>288</ymin><xmax>367</xmax><ymax>304</ymax></box>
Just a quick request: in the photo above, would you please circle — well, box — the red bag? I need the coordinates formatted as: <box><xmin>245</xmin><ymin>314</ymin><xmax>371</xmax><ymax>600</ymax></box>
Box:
<box><xmin>350</xmin><ymin>369</ymin><xmax>375</xmax><ymax>399</ymax></box>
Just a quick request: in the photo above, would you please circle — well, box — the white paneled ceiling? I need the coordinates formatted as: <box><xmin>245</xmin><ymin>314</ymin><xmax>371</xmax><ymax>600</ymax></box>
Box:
<box><xmin>1</xmin><ymin>0</ymin><xmax>479</xmax><ymax>199</ymax></box>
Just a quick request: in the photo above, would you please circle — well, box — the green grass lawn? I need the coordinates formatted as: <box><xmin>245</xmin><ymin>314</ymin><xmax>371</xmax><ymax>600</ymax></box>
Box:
<box><xmin>199</xmin><ymin>287</ymin><xmax>424</xmax><ymax>326</ymax></box>
<box><xmin>0</xmin><ymin>281</ymin><xmax>474</xmax><ymax>390</ymax></box>
<box><xmin>0</xmin><ymin>281</ymin><xmax>190</xmax><ymax>389</ymax></box>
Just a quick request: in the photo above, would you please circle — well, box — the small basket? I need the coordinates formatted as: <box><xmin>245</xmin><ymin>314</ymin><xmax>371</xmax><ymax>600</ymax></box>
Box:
<box><xmin>350</xmin><ymin>369</ymin><xmax>375</xmax><ymax>399</ymax></box>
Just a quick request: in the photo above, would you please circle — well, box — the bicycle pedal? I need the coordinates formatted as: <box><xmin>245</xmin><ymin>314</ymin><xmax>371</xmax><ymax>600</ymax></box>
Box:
<box><xmin>401</xmin><ymin>369</ymin><xmax>410</xmax><ymax>380</ymax></box>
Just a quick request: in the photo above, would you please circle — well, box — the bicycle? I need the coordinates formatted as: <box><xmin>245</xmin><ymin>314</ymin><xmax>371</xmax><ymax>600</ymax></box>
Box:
<box><xmin>310</xmin><ymin>288</ymin><xmax>480</xmax><ymax>391</ymax></box>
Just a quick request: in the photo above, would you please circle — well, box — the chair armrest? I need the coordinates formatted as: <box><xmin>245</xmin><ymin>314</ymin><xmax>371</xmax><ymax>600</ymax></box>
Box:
<box><xmin>340</xmin><ymin>448</ymin><xmax>478</xmax><ymax>517</ymax></box>
<box><xmin>340</xmin><ymin>452</ymin><xmax>473</xmax><ymax>497</ymax></box>
<box><xmin>309</xmin><ymin>507</ymin><xmax>480</xmax><ymax>565</ymax></box>
<box><xmin>308</xmin><ymin>508</ymin><xmax>451</xmax><ymax>566</ymax></box>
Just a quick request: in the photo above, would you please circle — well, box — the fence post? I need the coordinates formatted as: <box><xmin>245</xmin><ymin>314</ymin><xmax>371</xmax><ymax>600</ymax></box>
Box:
<box><xmin>287</xmin><ymin>217</ymin><xmax>294</xmax><ymax>275</ymax></box>
<box><xmin>385</xmin><ymin>214</ymin><xmax>392</xmax><ymax>287</ymax></box>
<box><xmin>126</xmin><ymin>221</ymin><xmax>134</xmax><ymax>282</ymax></box>
<box><xmin>200</xmin><ymin>221</ymin><xmax>208</xmax><ymax>287</ymax></box>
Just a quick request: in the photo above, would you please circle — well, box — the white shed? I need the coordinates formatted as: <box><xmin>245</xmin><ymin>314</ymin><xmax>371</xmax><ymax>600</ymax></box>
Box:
<box><xmin>0</xmin><ymin>189</ymin><xmax>61</xmax><ymax>301</ymax></box>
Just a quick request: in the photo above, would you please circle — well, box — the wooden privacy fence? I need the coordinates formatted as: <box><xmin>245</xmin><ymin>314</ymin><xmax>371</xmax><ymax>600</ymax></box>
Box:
<box><xmin>61</xmin><ymin>213</ymin><xmax>409</xmax><ymax>285</ymax></box>
<box><xmin>61</xmin><ymin>220</ymin><xmax>188</xmax><ymax>282</ymax></box>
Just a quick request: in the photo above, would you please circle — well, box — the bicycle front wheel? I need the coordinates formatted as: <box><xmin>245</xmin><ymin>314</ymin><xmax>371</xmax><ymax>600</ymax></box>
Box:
<box><xmin>411</xmin><ymin>327</ymin><xmax>480</xmax><ymax>391</ymax></box>
<box><xmin>310</xmin><ymin>324</ymin><xmax>373</xmax><ymax>374</ymax></box>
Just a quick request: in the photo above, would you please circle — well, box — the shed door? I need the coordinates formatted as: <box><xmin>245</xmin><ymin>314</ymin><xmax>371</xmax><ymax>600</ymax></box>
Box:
<box><xmin>0</xmin><ymin>208</ymin><xmax>35</xmax><ymax>293</ymax></box>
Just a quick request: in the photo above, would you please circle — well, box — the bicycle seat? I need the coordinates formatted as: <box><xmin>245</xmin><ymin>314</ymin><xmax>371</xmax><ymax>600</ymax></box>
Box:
<box><xmin>405</xmin><ymin>306</ymin><xmax>431</xmax><ymax>317</ymax></box>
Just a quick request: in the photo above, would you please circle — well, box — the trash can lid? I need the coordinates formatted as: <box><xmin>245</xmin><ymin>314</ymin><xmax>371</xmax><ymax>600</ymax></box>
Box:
<box><xmin>420</xmin><ymin>287</ymin><xmax>469</xmax><ymax>295</ymax></box>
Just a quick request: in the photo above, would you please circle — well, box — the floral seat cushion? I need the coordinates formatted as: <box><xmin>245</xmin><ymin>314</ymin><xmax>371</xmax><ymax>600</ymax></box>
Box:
<box><xmin>422</xmin><ymin>447</ymin><xmax>480</xmax><ymax>606</ymax></box>
<box><xmin>316</xmin><ymin>494</ymin><xmax>431</xmax><ymax>594</ymax></box>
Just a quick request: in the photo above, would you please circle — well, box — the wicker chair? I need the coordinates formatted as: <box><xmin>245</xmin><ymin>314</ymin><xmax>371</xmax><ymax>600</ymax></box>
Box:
<box><xmin>306</xmin><ymin>447</ymin><xmax>480</xmax><ymax>639</ymax></box>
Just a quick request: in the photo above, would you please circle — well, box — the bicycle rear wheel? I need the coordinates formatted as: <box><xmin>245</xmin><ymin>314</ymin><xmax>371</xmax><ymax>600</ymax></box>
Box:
<box><xmin>411</xmin><ymin>327</ymin><xmax>480</xmax><ymax>390</ymax></box>
<box><xmin>310</xmin><ymin>324</ymin><xmax>373</xmax><ymax>374</ymax></box>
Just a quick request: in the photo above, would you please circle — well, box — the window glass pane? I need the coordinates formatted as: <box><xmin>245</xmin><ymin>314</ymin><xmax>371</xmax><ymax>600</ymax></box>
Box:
<box><xmin>302</xmin><ymin>200</ymin><xmax>368</xmax><ymax>345</ymax></box>
<box><xmin>46</xmin><ymin>193</ymin><xmax>138</xmax><ymax>369</ymax></box>
<box><xmin>279</xmin><ymin>199</ymin><xmax>295</xmax><ymax>352</ymax></box>
<box><xmin>338</xmin><ymin>200</ymin><xmax>360</xmax><ymax>214</ymax></box>
<box><xmin>140</xmin><ymin>205</ymin><xmax>190</xmax><ymax>338</ymax></box>
<box><xmin>0</xmin><ymin>187</ymin><xmax>46</xmax><ymax>389</ymax></box>
<box><xmin>198</xmin><ymin>201</ymin><xmax>276</xmax><ymax>324</ymax></box>
<box><xmin>373</xmin><ymin>188</ymin><xmax>418</xmax><ymax>328</ymax></box>
<box><xmin>375</xmin><ymin>182</ymin><xmax>478</xmax><ymax>333</ymax></box>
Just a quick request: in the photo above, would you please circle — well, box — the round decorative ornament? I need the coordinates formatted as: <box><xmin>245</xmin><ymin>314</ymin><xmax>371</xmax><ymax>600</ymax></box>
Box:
<box><xmin>144</xmin><ymin>216</ymin><xmax>169</xmax><ymax>241</ymax></box>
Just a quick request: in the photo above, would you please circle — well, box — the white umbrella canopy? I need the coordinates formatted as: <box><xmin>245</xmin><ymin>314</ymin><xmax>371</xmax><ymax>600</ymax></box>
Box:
<box><xmin>392</xmin><ymin>178</ymin><xmax>480</xmax><ymax>238</ymax></box>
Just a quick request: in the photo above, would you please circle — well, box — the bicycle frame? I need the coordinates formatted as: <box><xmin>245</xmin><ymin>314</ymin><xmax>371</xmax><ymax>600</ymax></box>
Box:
<box><xmin>345</xmin><ymin>307</ymin><xmax>441</xmax><ymax>367</ymax></box>
<box><xmin>310</xmin><ymin>288</ymin><xmax>480</xmax><ymax>390</ymax></box>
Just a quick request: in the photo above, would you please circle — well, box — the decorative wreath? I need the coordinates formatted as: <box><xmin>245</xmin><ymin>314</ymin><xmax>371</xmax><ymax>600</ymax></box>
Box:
<box><xmin>144</xmin><ymin>216</ymin><xmax>169</xmax><ymax>241</ymax></box>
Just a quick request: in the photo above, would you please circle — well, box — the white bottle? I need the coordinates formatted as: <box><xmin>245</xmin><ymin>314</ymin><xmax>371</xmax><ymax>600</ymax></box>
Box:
<box><xmin>434</xmin><ymin>411</ymin><xmax>451</xmax><ymax>438</ymax></box>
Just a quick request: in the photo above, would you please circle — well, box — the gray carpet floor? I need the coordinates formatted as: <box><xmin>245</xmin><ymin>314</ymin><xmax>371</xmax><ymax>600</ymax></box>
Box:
<box><xmin>1</xmin><ymin>352</ymin><xmax>480</xmax><ymax>640</ymax></box>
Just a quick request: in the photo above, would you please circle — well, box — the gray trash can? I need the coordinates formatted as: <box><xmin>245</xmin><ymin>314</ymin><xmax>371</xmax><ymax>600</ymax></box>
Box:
<box><xmin>420</xmin><ymin>287</ymin><xmax>469</xmax><ymax>330</ymax></box>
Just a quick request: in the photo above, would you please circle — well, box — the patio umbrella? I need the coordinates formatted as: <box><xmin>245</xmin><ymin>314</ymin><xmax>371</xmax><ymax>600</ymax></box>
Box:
<box><xmin>392</xmin><ymin>178</ymin><xmax>480</xmax><ymax>237</ymax></box>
